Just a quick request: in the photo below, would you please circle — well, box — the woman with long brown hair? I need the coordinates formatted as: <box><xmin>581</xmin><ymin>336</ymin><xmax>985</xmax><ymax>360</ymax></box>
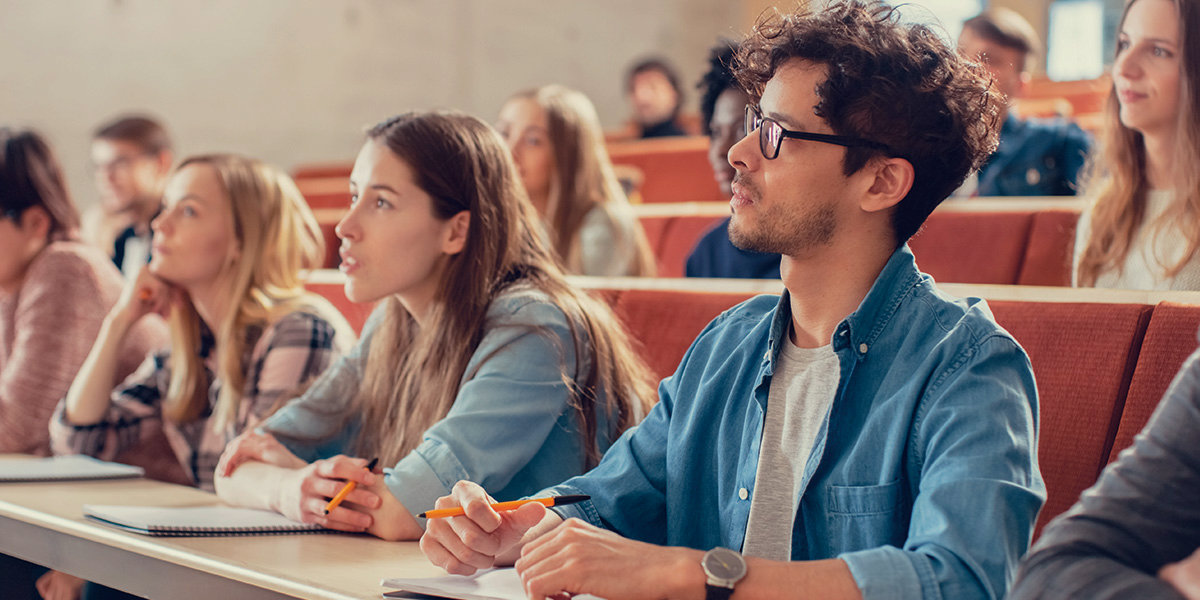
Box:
<box><xmin>215</xmin><ymin>111</ymin><xmax>655</xmax><ymax>540</ymax></box>
<box><xmin>497</xmin><ymin>85</ymin><xmax>656</xmax><ymax>276</ymax></box>
<box><xmin>1074</xmin><ymin>0</ymin><xmax>1199</xmax><ymax>289</ymax></box>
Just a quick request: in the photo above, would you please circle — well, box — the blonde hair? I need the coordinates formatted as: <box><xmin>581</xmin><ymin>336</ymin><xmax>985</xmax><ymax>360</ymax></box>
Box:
<box><xmin>509</xmin><ymin>85</ymin><xmax>656</xmax><ymax>276</ymax></box>
<box><xmin>162</xmin><ymin>155</ymin><xmax>342</xmax><ymax>431</ymax></box>
<box><xmin>1076</xmin><ymin>0</ymin><xmax>1200</xmax><ymax>285</ymax></box>
<box><xmin>351</xmin><ymin>112</ymin><xmax>655</xmax><ymax>468</ymax></box>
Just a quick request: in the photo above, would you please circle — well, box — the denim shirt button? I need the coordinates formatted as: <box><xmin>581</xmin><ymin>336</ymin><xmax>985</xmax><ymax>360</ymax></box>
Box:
<box><xmin>763</xmin><ymin>350</ymin><xmax>771</xmax><ymax>362</ymax></box>
<box><xmin>859</xmin><ymin>343</ymin><xmax>869</xmax><ymax>354</ymax></box>
<box><xmin>738</xmin><ymin>487</ymin><xmax>749</xmax><ymax>500</ymax></box>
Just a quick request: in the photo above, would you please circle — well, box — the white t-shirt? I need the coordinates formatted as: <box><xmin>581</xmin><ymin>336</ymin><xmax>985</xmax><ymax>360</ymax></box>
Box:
<box><xmin>1075</xmin><ymin>190</ymin><xmax>1200</xmax><ymax>290</ymax></box>
<box><xmin>741</xmin><ymin>339</ymin><xmax>840</xmax><ymax>560</ymax></box>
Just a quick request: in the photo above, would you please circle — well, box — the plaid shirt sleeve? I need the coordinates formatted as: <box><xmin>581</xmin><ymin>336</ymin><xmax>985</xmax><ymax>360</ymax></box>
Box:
<box><xmin>49</xmin><ymin>350</ymin><xmax>172</xmax><ymax>460</ymax></box>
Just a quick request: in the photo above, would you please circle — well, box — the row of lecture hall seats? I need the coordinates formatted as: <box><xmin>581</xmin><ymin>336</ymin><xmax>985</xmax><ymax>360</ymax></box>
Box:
<box><xmin>637</xmin><ymin>198</ymin><xmax>1085</xmax><ymax>281</ymax></box>
<box><xmin>307</xmin><ymin>195</ymin><xmax>1086</xmax><ymax>286</ymax></box>
<box><xmin>303</xmin><ymin>270</ymin><xmax>1200</xmax><ymax>541</ymax></box>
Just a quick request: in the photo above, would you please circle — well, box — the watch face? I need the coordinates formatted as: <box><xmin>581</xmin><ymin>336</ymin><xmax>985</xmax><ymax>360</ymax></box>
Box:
<box><xmin>703</xmin><ymin>547</ymin><xmax>747</xmax><ymax>581</ymax></box>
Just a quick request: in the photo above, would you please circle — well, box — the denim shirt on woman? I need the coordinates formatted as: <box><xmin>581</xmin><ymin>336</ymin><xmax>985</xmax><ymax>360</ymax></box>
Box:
<box><xmin>261</xmin><ymin>286</ymin><xmax>613</xmax><ymax>521</ymax></box>
<box><xmin>545</xmin><ymin>245</ymin><xmax>1045</xmax><ymax>600</ymax></box>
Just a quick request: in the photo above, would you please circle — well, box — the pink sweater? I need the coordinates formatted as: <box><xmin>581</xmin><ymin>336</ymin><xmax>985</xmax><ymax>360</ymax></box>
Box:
<box><xmin>0</xmin><ymin>242</ymin><xmax>169</xmax><ymax>456</ymax></box>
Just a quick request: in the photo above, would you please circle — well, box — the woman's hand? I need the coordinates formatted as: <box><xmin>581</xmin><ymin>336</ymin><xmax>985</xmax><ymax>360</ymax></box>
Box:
<box><xmin>274</xmin><ymin>455</ymin><xmax>382</xmax><ymax>532</ymax></box>
<box><xmin>217</xmin><ymin>430</ymin><xmax>306</xmax><ymax>477</ymax></box>
<box><xmin>111</xmin><ymin>264</ymin><xmax>180</xmax><ymax>326</ymax></box>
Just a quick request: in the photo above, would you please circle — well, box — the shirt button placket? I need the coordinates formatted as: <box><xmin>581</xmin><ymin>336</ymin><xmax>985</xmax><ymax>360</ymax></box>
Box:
<box><xmin>738</xmin><ymin>487</ymin><xmax>749</xmax><ymax>501</ymax></box>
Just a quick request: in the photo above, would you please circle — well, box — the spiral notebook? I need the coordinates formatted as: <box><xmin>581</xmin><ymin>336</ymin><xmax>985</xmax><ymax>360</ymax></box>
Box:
<box><xmin>82</xmin><ymin>504</ymin><xmax>329</xmax><ymax>537</ymax></box>
<box><xmin>0</xmin><ymin>455</ymin><xmax>144</xmax><ymax>482</ymax></box>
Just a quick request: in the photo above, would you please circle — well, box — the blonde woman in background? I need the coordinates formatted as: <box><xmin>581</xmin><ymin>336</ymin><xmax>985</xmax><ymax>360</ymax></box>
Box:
<box><xmin>1074</xmin><ymin>0</ymin><xmax>1199</xmax><ymax>289</ymax></box>
<box><xmin>52</xmin><ymin>154</ymin><xmax>354</xmax><ymax>491</ymax></box>
<box><xmin>497</xmin><ymin>85</ymin><xmax>656</xmax><ymax>276</ymax></box>
<box><xmin>214</xmin><ymin>111</ymin><xmax>654</xmax><ymax>541</ymax></box>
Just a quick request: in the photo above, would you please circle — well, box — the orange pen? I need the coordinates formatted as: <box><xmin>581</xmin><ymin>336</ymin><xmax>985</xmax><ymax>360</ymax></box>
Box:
<box><xmin>418</xmin><ymin>494</ymin><xmax>590</xmax><ymax>519</ymax></box>
<box><xmin>137</xmin><ymin>288</ymin><xmax>153</xmax><ymax>300</ymax></box>
<box><xmin>323</xmin><ymin>457</ymin><xmax>378</xmax><ymax>515</ymax></box>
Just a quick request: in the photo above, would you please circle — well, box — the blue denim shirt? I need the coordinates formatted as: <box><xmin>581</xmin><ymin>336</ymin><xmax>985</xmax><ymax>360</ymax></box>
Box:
<box><xmin>977</xmin><ymin>113</ymin><xmax>1091</xmax><ymax>197</ymax></box>
<box><xmin>545</xmin><ymin>246</ymin><xmax>1045</xmax><ymax>600</ymax></box>
<box><xmin>261</xmin><ymin>286</ymin><xmax>613</xmax><ymax>520</ymax></box>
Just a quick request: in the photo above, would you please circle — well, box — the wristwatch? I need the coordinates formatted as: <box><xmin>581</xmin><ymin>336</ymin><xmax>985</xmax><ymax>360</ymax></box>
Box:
<box><xmin>702</xmin><ymin>546</ymin><xmax>747</xmax><ymax>600</ymax></box>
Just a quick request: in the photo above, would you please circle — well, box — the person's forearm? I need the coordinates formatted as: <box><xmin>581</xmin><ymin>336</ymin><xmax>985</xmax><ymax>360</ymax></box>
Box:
<box><xmin>214</xmin><ymin>460</ymin><xmax>292</xmax><ymax>512</ymax></box>
<box><xmin>63</xmin><ymin>312</ymin><xmax>135</xmax><ymax>425</ymax></box>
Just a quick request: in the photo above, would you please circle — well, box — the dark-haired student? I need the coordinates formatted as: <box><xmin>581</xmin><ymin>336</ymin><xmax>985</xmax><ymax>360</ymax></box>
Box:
<box><xmin>686</xmin><ymin>40</ymin><xmax>782</xmax><ymax>279</ymax></box>
<box><xmin>0</xmin><ymin>128</ymin><xmax>171</xmax><ymax>600</ymax></box>
<box><xmin>627</xmin><ymin>57</ymin><xmax>691</xmax><ymax>138</ymax></box>
<box><xmin>420</xmin><ymin>3</ymin><xmax>1043</xmax><ymax>599</ymax></box>
<box><xmin>214</xmin><ymin>111</ymin><xmax>655</xmax><ymax>541</ymax></box>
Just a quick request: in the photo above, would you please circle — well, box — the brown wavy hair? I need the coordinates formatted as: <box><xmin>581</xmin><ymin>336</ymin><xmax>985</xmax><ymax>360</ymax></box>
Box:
<box><xmin>507</xmin><ymin>85</ymin><xmax>656</xmax><ymax>276</ymax></box>
<box><xmin>1075</xmin><ymin>0</ymin><xmax>1199</xmax><ymax>286</ymax></box>
<box><xmin>350</xmin><ymin>111</ymin><xmax>654</xmax><ymax>469</ymax></box>
<box><xmin>733</xmin><ymin>0</ymin><xmax>1003</xmax><ymax>244</ymax></box>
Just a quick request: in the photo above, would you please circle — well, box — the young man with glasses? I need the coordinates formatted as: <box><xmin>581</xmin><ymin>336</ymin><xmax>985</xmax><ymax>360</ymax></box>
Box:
<box><xmin>87</xmin><ymin>115</ymin><xmax>174</xmax><ymax>277</ymax></box>
<box><xmin>420</xmin><ymin>3</ymin><xmax>1044</xmax><ymax>599</ymax></box>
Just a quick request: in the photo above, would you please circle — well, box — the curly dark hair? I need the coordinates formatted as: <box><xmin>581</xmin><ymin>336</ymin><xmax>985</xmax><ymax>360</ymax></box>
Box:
<box><xmin>697</xmin><ymin>40</ymin><xmax>740</xmax><ymax>136</ymax></box>
<box><xmin>734</xmin><ymin>0</ymin><xmax>1002</xmax><ymax>244</ymax></box>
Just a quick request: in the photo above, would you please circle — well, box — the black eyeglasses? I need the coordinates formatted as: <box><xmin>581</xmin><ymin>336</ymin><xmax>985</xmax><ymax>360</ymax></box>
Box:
<box><xmin>744</xmin><ymin>104</ymin><xmax>891</xmax><ymax>160</ymax></box>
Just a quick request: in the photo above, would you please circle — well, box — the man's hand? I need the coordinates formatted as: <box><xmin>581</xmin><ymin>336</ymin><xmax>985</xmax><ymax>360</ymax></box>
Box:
<box><xmin>1161</xmin><ymin>547</ymin><xmax>1200</xmax><ymax>599</ymax></box>
<box><xmin>515</xmin><ymin>518</ymin><xmax>704</xmax><ymax>600</ymax></box>
<box><xmin>420</xmin><ymin>481</ymin><xmax>555</xmax><ymax>575</ymax></box>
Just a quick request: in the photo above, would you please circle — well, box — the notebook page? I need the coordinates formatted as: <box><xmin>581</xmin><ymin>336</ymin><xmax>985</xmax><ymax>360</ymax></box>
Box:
<box><xmin>382</xmin><ymin>568</ymin><xmax>605</xmax><ymax>600</ymax></box>
<box><xmin>0</xmin><ymin>455</ymin><xmax>144</xmax><ymax>481</ymax></box>
<box><xmin>83</xmin><ymin>505</ymin><xmax>324</xmax><ymax>533</ymax></box>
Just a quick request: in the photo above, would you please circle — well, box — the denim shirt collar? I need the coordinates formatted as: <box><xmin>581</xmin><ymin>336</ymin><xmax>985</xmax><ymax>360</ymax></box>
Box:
<box><xmin>763</xmin><ymin>244</ymin><xmax>923</xmax><ymax>370</ymax></box>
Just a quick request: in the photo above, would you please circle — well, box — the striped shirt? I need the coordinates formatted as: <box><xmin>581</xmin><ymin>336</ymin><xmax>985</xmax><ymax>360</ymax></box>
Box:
<box><xmin>50</xmin><ymin>309</ymin><xmax>350</xmax><ymax>491</ymax></box>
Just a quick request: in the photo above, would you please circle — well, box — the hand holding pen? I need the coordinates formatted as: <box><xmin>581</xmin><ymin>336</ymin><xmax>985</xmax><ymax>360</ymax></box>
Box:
<box><xmin>283</xmin><ymin>455</ymin><xmax>383</xmax><ymax>533</ymax></box>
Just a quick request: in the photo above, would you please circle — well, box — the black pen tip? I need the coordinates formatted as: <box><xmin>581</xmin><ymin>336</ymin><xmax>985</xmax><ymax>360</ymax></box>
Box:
<box><xmin>551</xmin><ymin>495</ymin><xmax>590</xmax><ymax>506</ymax></box>
<box><xmin>365</xmin><ymin>457</ymin><xmax>379</xmax><ymax>470</ymax></box>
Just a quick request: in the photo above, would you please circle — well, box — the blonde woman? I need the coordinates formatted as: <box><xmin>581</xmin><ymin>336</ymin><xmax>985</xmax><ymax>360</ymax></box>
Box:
<box><xmin>1074</xmin><ymin>0</ymin><xmax>1199</xmax><ymax>289</ymax></box>
<box><xmin>51</xmin><ymin>155</ymin><xmax>354</xmax><ymax>492</ymax></box>
<box><xmin>215</xmin><ymin>111</ymin><xmax>655</xmax><ymax>541</ymax></box>
<box><xmin>497</xmin><ymin>85</ymin><xmax>656</xmax><ymax>276</ymax></box>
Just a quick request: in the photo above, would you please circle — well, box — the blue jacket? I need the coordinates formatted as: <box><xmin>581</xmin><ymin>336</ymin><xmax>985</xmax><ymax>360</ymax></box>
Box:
<box><xmin>546</xmin><ymin>245</ymin><xmax>1045</xmax><ymax>600</ymax></box>
<box><xmin>685</xmin><ymin>217</ymin><xmax>781</xmax><ymax>279</ymax></box>
<box><xmin>977</xmin><ymin>113</ymin><xmax>1091</xmax><ymax>197</ymax></box>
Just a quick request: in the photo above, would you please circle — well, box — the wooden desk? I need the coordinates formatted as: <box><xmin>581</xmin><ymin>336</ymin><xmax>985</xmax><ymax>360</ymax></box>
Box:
<box><xmin>0</xmin><ymin>475</ymin><xmax>442</xmax><ymax>599</ymax></box>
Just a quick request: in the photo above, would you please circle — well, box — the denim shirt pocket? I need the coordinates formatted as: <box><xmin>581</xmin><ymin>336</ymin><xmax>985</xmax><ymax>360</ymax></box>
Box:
<box><xmin>824</xmin><ymin>479</ymin><xmax>907</xmax><ymax>552</ymax></box>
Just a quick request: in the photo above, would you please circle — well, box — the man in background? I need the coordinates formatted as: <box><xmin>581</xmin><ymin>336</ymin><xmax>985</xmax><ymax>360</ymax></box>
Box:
<box><xmin>626</xmin><ymin>57</ymin><xmax>692</xmax><ymax>138</ymax></box>
<box><xmin>958</xmin><ymin>8</ymin><xmax>1091</xmax><ymax>197</ymax></box>
<box><xmin>685</xmin><ymin>41</ymin><xmax>781</xmax><ymax>279</ymax></box>
<box><xmin>87</xmin><ymin>115</ymin><xmax>173</xmax><ymax>277</ymax></box>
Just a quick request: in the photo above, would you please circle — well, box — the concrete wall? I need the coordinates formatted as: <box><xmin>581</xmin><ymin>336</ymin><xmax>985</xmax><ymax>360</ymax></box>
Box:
<box><xmin>0</xmin><ymin>0</ymin><xmax>743</xmax><ymax>208</ymax></box>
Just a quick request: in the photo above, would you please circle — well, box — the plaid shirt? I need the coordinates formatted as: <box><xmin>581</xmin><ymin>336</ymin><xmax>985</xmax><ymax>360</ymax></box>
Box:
<box><xmin>51</xmin><ymin>310</ymin><xmax>349</xmax><ymax>491</ymax></box>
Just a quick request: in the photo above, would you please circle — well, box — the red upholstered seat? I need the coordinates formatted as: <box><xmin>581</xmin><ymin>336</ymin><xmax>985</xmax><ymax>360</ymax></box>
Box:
<box><xmin>989</xmin><ymin>300</ymin><xmax>1151</xmax><ymax>539</ymax></box>
<box><xmin>611</xmin><ymin>288</ymin><xmax>759</xmax><ymax>381</ymax></box>
<box><xmin>607</xmin><ymin>137</ymin><xmax>725</xmax><ymax>204</ymax></box>
<box><xmin>1018</xmin><ymin>209</ymin><xmax>1078</xmax><ymax>286</ymax></box>
<box><xmin>910</xmin><ymin>212</ymin><xmax>1034</xmax><ymax>285</ymax></box>
<box><xmin>1108</xmin><ymin>302</ymin><xmax>1200</xmax><ymax>463</ymax></box>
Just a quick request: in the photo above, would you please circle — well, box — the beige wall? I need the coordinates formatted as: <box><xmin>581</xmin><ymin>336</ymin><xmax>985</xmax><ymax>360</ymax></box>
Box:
<box><xmin>0</xmin><ymin>0</ymin><xmax>743</xmax><ymax>209</ymax></box>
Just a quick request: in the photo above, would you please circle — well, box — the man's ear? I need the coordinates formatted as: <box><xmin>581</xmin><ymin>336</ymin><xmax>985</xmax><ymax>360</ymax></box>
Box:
<box><xmin>155</xmin><ymin>150</ymin><xmax>174</xmax><ymax>175</ymax></box>
<box><xmin>860</xmin><ymin>157</ymin><xmax>914</xmax><ymax>213</ymax></box>
<box><xmin>442</xmin><ymin>210</ymin><xmax>471</xmax><ymax>255</ymax></box>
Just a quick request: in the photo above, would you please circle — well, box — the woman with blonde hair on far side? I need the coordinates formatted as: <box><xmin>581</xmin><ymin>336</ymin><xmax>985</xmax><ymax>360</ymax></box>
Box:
<box><xmin>497</xmin><ymin>85</ymin><xmax>656</xmax><ymax>276</ymax></box>
<box><xmin>214</xmin><ymin>111</ymin><xmax>655</xmax><ymax>541</ymax></box>
<box><xmin>1074</xmin><ymin>0</ymin><xmax>1200</xmax><ymax>289</ymax></box>
<box><xmin>51</xmin><ymin>154</ymin><xmax>354</xmax><ymax>491</ymax></box>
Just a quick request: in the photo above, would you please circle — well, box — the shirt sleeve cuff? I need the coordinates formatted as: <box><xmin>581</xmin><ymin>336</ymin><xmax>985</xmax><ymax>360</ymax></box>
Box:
<box><xmin>543</xmin><ymin>483</ymin><xmax>605</xmax><ymax>527</ymax></box>
<box><xmin>840</xmin><ymin>545</ymin><xmax>928</xmax><ymax>600</ymax></box>
<box><xmin>386</xmin><ymin>438</ymin><xmax>471</xmax><ymax>527</ymax></box>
